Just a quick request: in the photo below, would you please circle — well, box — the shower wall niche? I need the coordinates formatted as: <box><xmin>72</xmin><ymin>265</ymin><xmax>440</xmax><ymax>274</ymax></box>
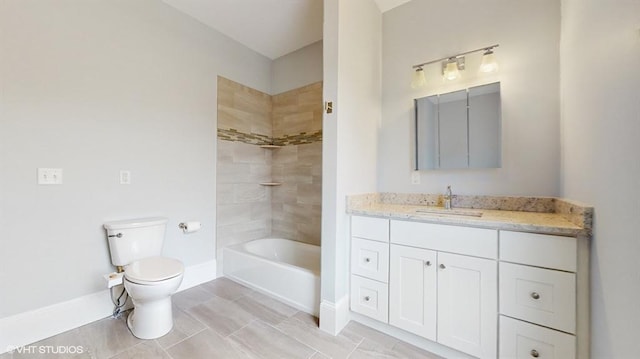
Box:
<box><xmin>216</xmin><ymin>76</ymin><xmax>322</xmax><ymax>252</ymax></box>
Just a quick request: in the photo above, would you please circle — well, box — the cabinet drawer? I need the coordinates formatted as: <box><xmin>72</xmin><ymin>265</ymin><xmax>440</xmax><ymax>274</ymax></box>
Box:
<box><xmin>500</xmin><ymin>231</ymin><xmax>576</xmax><ymax>272</ymax></box>
<box><xmin>391</xmin><ymin>220</ymin><xmax>497</xmax><ymax>259</ymax></box>
<box><xmin>500</xmin><ymin>263</ymin><xmax>576</xmax><ymax>333</ymax></box>
<box><xmin>350</xmin><ymin>275</ymin><xmax>388</xmax><ymax>322</ymax></box>
<box><xmin>351</xmin><ymin>238</ymin><xmax>389</xmax><ymax>283</ymax></box>
<box><xmin>500</xmin><ymin>316</ymin><xmax>575</xmax><ymax>359</ymax></box>
<box><xmin>352</xmin><ymin>216</ymin><xmax>389</xmax><ymax>243</ymax></box>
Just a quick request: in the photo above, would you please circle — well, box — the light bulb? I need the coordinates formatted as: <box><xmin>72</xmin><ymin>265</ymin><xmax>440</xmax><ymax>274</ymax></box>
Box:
<box><xmin>443</xmin><ymin>60</ymin><xmax>460</xmax><ymax>81</ymax></box>
<box><xmin>480</xmin><ymin>50</ymin><xmax>498</xmax><ymax>73</ymax></box>
<box><xmin>411</xmin><ymin>67</ymin><xmax>426</xmax><ymax>89</ymax></box>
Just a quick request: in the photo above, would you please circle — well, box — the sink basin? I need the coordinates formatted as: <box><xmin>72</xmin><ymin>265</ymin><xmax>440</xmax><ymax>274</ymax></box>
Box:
<box><xmin>415</xmin><ymin>208</ymin><xmax>483</xmax><ymax>218</ymax></box>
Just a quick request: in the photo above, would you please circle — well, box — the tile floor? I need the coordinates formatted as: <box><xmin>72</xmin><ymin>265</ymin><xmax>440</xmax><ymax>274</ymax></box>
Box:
<box><xmin>1</xmin><ymin>278</ymin><xmax>442</xmax><ymax>359</ymax></box>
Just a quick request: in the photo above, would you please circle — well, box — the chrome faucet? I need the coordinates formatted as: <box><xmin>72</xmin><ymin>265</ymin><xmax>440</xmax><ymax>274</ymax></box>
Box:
<box><xmin>444</xmin><ymin>185</ymin><xmax>453</xmax><ymax>209</ymax></box>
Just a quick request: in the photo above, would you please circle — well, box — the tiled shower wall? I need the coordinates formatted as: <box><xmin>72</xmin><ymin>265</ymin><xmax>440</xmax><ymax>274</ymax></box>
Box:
<box><xmin>217</xmin><ymin>77</ymin><xmax>273</xmax><ymax>249</ymax></box>
<box><xmin>217</xmin><ymin>77</ymin><xmax>322</xmax><ymax>250</ymax></box>
<box><xmin>272</xmin><ymin>83</ymin><xmax>323</xmax><ymax>245</ymax></box>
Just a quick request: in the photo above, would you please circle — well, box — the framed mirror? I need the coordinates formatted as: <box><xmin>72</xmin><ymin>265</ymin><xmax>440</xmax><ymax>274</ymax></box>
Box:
<box><xmin>415</xmin><ymin>82</ymin><xmax>501</xmax><ymax>170</ymax></box>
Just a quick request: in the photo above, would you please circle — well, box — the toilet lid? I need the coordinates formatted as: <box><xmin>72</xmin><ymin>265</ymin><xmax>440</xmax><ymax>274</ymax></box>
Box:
<box><xmin>125</xmin><ymin>256</ymin><xmax>184</xmax><ymax>283</ymax></box>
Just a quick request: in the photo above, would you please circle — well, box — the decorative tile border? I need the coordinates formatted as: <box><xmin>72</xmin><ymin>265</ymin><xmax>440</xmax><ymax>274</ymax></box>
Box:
<box><xmin>217</xmin><ymin>128</ymin><xmax>272</xmax><ymax>145</ymax></box>
<box><xmin>218</xmin><ymin>128</ymin><xmax>322</xmax><ymax>146</ymax></box>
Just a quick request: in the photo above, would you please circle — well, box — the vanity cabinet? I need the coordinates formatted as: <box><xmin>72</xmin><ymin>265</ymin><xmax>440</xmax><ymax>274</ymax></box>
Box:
<box><xmin>498</xmin><ymin>231</ymin><xmax>581</xmax><ymax>359</ymax></box>
<box><xmin>349</xmin><ymin>216</ymin><xmax>587</xmax><ymax>359</ymax></box>
<box><xmin>389</xmin><ymin>245</ymin><xmax>497</xmax><ymax>358</ymax></box>
<box><xmin>350</xmin><ymin>216</ymin><xmax>390</xmax><ymax>323</ymax></box>
<box><xmin>390</xmin><ymin>220</ymin><xmax>498</xmax><ymax>359</ymax></box>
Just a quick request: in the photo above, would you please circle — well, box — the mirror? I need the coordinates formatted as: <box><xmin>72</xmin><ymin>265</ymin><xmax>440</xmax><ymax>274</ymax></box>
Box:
<box><xmin>415</xmin><ymin>82</ymin><xmax>501</xmax><ymax>170</ymax></box>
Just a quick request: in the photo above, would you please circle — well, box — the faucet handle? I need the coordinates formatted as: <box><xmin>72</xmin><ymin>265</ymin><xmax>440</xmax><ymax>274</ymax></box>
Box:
<box><xmin>444</xmin><ymin>185</ymin><xmax>453</xmax><ymax>209</ymax></box>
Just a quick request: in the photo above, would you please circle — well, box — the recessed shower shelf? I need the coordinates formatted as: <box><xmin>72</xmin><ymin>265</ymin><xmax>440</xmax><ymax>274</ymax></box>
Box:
<box><xmin>260</xmin><ymin>145</ymin><xmax>282</xmax><ymax>149</ymax></box>
<box><xmin>259</xmin><ymin>182</ymin><xmax>282</xmax><ymax>186</ymax></box>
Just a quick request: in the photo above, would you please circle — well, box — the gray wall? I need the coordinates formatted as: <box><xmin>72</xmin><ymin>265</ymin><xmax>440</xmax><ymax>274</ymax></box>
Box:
<box><xmin>272</xmin><ymin>41</ymin><xmax>324</xmax><ymax>95</ymax></box>
<box><xmin>380</xmin><ymin>0</ymin><xmax>560</xmax><ymax>196</ymax></box>
<box><xmin>560</xmin><ymin>0</ymin><xmax>640</xmax><ymax>357</ymax></box>
<box><xmin>0</xmin><ymin>0</ymin><xmax>271</xmax><ymax>318</ymax></box>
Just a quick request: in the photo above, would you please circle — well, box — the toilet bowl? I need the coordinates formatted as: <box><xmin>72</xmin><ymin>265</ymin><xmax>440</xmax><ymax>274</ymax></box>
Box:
<box><xmin>104</xmin><ymin>217</ymin><xmax>184</xmax><ymax>339</ymax></box>
<box><xmin>123</xmin><ymin>256</ymin><xmax>184</xmax><ymax>339</ymax></box>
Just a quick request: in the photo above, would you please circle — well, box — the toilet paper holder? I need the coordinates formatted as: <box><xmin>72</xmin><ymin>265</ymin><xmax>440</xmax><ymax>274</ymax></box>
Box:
<box><xmin>179</xmin><ymin>221</ymin><xmax>201</xmax><ymax>233</ymax></box>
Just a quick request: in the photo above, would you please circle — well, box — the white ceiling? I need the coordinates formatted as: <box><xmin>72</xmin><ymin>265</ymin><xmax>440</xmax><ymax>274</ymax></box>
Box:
<box><xmin>162</xmin><ymin>0</ymin><xmax>412</xmax><ymax>60</ymax></box>
<box><xmin>162</xmin><ymin>0</ymin><xmax>323</xmax><ymax>60</ymax></box>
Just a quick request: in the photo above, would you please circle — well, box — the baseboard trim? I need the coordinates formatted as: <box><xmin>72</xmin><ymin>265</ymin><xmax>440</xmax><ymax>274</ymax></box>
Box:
<box><xmin>177</xmin><ymin>259</ymin><xmax>219</xmax><ymax>292</ymax></box>
<box><xmin>0</xmin><ymin>259</ymin><xmax>216</xmax><ymax>355</ymax></box>
<box><xmin>319</xmin><ymin>295</ymin><xmax>350</xmax><ymax>335</ymax></box>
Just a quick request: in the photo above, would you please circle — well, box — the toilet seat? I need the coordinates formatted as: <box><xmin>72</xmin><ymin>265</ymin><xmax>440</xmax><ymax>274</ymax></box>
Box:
<box><xmin>125</xmin><ymin>256</ymin><xmax>184</xmax><ymax>285</ymax></box>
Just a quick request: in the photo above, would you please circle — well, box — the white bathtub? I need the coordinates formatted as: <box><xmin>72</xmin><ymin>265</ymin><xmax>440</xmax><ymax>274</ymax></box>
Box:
<box><xmin>223</xmin><ymin>238</ymin><xmax>320</xmax><ymax>315</ymax></box>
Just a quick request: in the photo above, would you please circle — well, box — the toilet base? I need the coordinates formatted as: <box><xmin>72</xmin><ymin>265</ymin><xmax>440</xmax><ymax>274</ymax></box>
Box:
<box><xmin>127</xmin><ymin>297</ymin><xmax>174</xmax><ymax>339</ymax></box>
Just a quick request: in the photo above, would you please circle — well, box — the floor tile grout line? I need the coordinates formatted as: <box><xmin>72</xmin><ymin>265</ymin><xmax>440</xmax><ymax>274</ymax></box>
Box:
<box><xmin>161</xmin><ymin>326</ymin><xmax>208</xmax><ymax>351</ymax></box>
<box><xmin>224</xmin><ymin>317</ymin><xmax>258</xmax><ymax>339</ymax></box>
<box><xmin>232</xmin><ymin>294</ymin><xmax>300</xmax><ymax>326</ymax></box>
<box><xmin>345</xmin><ymin>337</ymin><xmax>365</xmax><ymax>359</ymax></box>
<box><xmin>180</xmin><ymin>306</ymin><xmax>210</xmax><ymax>331</ymax></box>
<box><xmin>104</xmin><ymin>338</ymin><xmax>143</xmax><ymax>359</ymax></box>
<box><xmin>233</xmin><ymin>317</ymin><xmax>320</xmax><ymax>355</ymax></box>
<box><xmin>160</xmin><ymin>341</ymin><xmax>175</xmax><ymax>359</ymax></box>
<box><xmin>260</xmin><ymin>317</ymin><xmax>330</xmax><ymax>357</ymax></box>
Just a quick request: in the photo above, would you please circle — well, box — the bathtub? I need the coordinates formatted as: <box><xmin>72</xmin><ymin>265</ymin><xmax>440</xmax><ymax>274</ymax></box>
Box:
<box><xmin>223</xmin><ymin>238</ymin><xmax>320</xmax><ymax>315</ymax></box>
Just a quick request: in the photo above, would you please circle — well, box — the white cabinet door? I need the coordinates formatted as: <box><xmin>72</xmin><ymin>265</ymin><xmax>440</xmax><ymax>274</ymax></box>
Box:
<box><xmin>438</xmin><ymin>252</ymin><xmax>498</xmax><ymax>359</ymax></box>
<box><xmin>389</xmin><ymin>244</ymin><xmax>437</xmax><ymax>341</ymax></box>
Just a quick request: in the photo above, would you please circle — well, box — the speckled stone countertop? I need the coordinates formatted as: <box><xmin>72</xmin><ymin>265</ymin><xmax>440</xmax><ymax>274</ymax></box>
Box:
<box><xmin>347</xmin><ymin>193</ymin><xmax>593</xmax><ymax>237</ymax></box>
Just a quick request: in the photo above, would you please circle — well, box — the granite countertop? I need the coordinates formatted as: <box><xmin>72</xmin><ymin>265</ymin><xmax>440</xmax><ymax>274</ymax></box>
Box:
<box><xmin>347</xmin><ymin>193</ymin><xmax>593</xmax><ymax>237</ymax></box>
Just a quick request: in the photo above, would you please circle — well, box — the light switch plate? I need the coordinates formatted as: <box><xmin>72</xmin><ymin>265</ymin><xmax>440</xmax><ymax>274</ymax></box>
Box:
<box><xmin>411</xmin><ymin>171</ymin><xmax>421</xmax><ymax>185</ymax></box>
<box><xmin>37</xmin><ymin>168</ymin><xmax>63</xmax><ymax>184</ymax></box>
<box><xmin>119</xmin><ymin>170</ymin><xmax>131</xmax><ymax>185</ymax></box>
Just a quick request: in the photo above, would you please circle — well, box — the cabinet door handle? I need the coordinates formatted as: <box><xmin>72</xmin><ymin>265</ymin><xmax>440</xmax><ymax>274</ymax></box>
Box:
<box><xmin>531</xmin><ymin>292</ymin><xmax>541</xmax><ymax>300</ymax></box>
<box><xmin>364</xmin><ymin>296</ymin><xmax>370</xmax><ymax>302</ymax></box>
<box><xmin>425</xmin><ymin>261</ymin><xmax>431</xmax><ymax>266</ymax></box>
<box><xmin>364</xmin><ymin>257</ymin><xmax>371</xmax><ymax>263</ymax></box>
<box><xmin>530</xmin><ymin>349</ymin><xmax>540</xmax><ymax>358</ymax></box>
<box><xmin>439</xmin><ymin>264</ymin><xmax>446</xmax><ymax>269</ymax></box>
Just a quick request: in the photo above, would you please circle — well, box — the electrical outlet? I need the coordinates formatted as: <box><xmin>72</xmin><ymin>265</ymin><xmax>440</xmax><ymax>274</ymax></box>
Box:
<box><xmin>37</xmin><ymin>168</ymin><xmax>63</xmax><ymax>184</ymax></box>
<box><xmin>119</xmin><ymin>170</ymin><xmax>131</xmax><ymax>185</ymax></box>
<box><xmin>411</xmin><ymin>171</ymin><xmax>421</xmax><ymax>185</ymax></box>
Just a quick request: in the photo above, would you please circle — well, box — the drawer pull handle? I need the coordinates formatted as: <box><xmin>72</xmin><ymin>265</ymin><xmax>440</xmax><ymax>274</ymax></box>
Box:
<box><xmin>365</xmin><ymin>258</ymin><xmax>371</xmax><ymax>263</ymax></box>
<box><xmin>531</xmin><ymin>292</ymin><xmax>541</xmax><ymax>300</ymax></box>
<box><xmin>364</xmin><ymin>296</ymin><xmax>370</xmax><ymax>302</ymax></box>
<box><xmin>439</xmin><ymin>264</ymin><xmax>446</xmax><ymax>269</ymax></box>
<box><xmin>425</xmin><ymin>261</ymin><xmax>431</xmax><ymax>266</ymax></box>
<box><xmin>530</xmin><ymin>349</ymin><xmax>540</xmax><ymax>357</ymax></box>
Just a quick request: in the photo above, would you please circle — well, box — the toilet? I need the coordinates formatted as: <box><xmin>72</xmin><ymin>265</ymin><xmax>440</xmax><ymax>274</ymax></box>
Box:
<box><xmin>104</xmin><ymin>217</ymin><xmax>184</xmax><ymax>339</ymax></box>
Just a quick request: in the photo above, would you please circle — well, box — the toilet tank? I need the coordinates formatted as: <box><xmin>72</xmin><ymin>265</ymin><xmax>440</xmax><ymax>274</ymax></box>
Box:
<box><xmin>104</xmin><ymin>217</ymin><xmax>168</xmax><ymax>267</ymax></box>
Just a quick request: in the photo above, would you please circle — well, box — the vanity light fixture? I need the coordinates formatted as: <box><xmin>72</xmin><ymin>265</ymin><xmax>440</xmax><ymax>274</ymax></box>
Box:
<box><xmin>479</xmin><ymin>48</ymin><xmax>498</xmax><ymax>73</ymax></box>
<box><xmin>411</xmin><ymin>44</ymin><xmax>499</xmax><ymax>88</ymax></box>
<box><xmin>443</xmin><ymin>57</ymin><xmax>463</xmax><ymax>81</ymax></box>
<box><xmin>411</xmin><ymin>66</ymin><xmax>427</xmax><ymax>89</ymax></box>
